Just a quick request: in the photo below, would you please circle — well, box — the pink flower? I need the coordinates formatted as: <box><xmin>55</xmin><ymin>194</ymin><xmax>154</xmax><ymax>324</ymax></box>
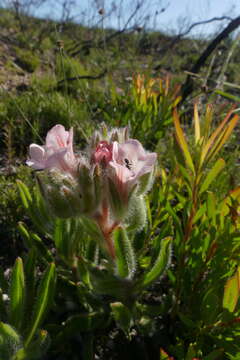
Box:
<box><xmin>109</xmin><ymin>139</ymin><xmax>157</xmax><ymax>200</ymax></box>
<box><xmin>26</xmin><ymin>125</ymin><xmax>77</xmax><ymax>174</ymax></box>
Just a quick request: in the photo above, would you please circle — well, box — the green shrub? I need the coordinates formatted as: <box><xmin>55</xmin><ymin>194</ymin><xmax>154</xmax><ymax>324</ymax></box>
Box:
<box><xmin>15</xmin><ymin>48</ymin><xmax>40</xmax><ymax>73</ymax></box>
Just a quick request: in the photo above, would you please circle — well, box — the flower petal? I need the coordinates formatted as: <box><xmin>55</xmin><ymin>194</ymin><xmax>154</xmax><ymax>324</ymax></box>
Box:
<box><xmin>27</xmin><ymin>125</ymin><xmax>77</xmax><ymax>174</ymax></box>
<box><xmin>46</xmin><ymin>124</ymin><xmax>70</xmax><ymax>150</ymax></box>
<box><xmin>26</xmin><ymin>144</ymin><xmax>46</xmax><ymax>169</ymax></box>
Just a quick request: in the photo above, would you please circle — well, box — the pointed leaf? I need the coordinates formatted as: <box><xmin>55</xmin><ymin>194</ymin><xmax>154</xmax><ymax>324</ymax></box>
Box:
<box><xmin>223</xmin><ymin>266</ymin><xmax>240</xmax><ymax>313</ymax></box>
<box><xmin>9</xmin><ymin>258</ymin><xmax>25</xmax><ymax>331</ymax></box>
<box><xmin>173</xmin><ymin>110</ymin><xmax>195</xmax><ymax>173</ymax></box>
<box><xmin>201</xmin><ymin>110</ymin><xmax>236</xmax><ymax>164</ymax></box>
<box><xmin>0</xmin><ymin>322</ymin><xmax>22</xmax><ymax>359</ymax></box>
<box><xmin>199</xmin><ymin>158</ymin><xmax>225</xmax><ymax>194</ymax></box>
<box><xmin>16</xmin><ymin>180</ymin><xmax>32</xmax><ymax>209</ymax></box>
<box><xmin>25</xmin><ymin>263</ymin><xmax>56</xmax><ymax>347</ymax></box>
<box><xmin>141</xmin><ymin>237</ymin><xmax>171</xmax><ymax>288</ymax></box>
<box><xmin>31</xmin><ymin>233</ymin><xmax>53</xmax><ymax>262</ymax></box>
<box><xmin>113</xmin><ymin>227</ymin><xmax>136</xmax><ymax>279</ymax></box>
<box><xmin>202</xmin><ymin>104</ymin><xmax>213</xmax><ymax>142</ymax></box>
<box><xmin>194</xmin><ymin>103</ymin><xmax>201</xmax><ymax>144</ymax></box>
<box><xmin>221</xmin><ymin>186</ymin><xmax>240</xmax><ymax>216</ymax></box>
<box><xmin>206</xmin><ymin>192</ymin><xmax>216</xmax><ymax>223</ymax></box>
<box><xmin>14</xmin><ymin>330</ymin><xmax>50</xmax><ymax>360</ymax></box>
<box><xmin>208</xmin><ymin>114</ymin><xmax>238</xmax><ymax>161</ymax></box>
<box><xmin>111</xmin><ymin>302</ymin><xmax>132</xmax><ymax>334</ymax></box>
<box><xmin>17</xmin><ymin>222</ymin><xmax>32</xmax><ymax>249</ymax></box>
<box><xmin>215</xmin><ymin>89</ymin><xmax>240</xmax><ymax>102</ymax></box>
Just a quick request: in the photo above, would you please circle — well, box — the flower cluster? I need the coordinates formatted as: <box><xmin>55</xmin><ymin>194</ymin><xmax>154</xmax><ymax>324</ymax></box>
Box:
<box><xmin>27</xmin><ymin>124</ymin><xmax>157</xmax><ymax>257</ymax></box>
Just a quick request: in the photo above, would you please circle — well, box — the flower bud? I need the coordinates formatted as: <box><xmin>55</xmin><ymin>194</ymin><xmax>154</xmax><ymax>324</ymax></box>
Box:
<box><xmin>37</xmin><ymin>169</ymin><xmax>82</xmax><ymax>218</ymax></box>
<box><xmin>89</xmin><ymin>131</ymin><xmax>101</xmax><ymax>151</ymax></box>
<box><xmin>110</xmin><ymin>127</ymin><xmax>129</xmax><ymax>143</ymax></box>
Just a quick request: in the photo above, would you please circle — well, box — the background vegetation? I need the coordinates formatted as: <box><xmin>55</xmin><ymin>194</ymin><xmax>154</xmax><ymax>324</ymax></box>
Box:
<box><xmin>0</xmin><ymin>1</ymin><xmax>240</xmax><ymax>359</ymax></box>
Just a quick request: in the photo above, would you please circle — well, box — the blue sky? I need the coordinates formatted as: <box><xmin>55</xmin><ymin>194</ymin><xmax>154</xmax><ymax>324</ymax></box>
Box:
<box><xmin>37</xmin><ymin>0</ymin><xmax>240</xmax><ymax>37</ymax></box>
<box><xmin>158</xmin><ymin>0</ymin><xmax>238</xmax><ymax>36</ymax></box>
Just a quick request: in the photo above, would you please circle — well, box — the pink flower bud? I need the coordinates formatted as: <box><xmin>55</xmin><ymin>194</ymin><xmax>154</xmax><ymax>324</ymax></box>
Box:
<box><xmin>92</xmin><ymin>141</ymin><xmax>113</xmax><ymax>166</ymax></box>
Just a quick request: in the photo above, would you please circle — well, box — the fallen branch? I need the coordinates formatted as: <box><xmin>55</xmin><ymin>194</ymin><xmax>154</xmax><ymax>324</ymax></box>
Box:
<box><xmin>181</xmin><ymin>15</ymin><xmax>240</xmax><ymax>102</ymax></box>
<box><xmin>154</xmin><ymin>16</ymin><xmax>233</xmax><ymax>70</ymax></box>
<box><xmin>57</xmin><ymin>69</ymin><xmax>107</xmax><ymax>88</ymax></box>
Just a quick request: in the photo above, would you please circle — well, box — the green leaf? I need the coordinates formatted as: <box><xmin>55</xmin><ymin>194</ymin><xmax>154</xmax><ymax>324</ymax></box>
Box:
<box><xmin>17</xmin><ymin>222</ymin><xmax>32</xmax><ymax>249</ymax></box>
<box><xmin>0</xmin><ymin>322</ymin><xmax>22</xmax><ymax>359</ymax></box>
<box><xmin>111</xmin><ymin>302</ymin><xmax>132</xmax><ymax>335</ymax></box>
<box><xmin>206</xmin><ymin>192</ymin><xmax>216</xmax><ymax>224</ymax></box>
<box><xmin>200</xmin><ymin>158</ymin><xmax>225</xmax><ymax>194</ymax></box>
<box><xmin>14</xmin><ymin>330</ymin><xmax>50</xmax><ymax>360</ymax></box>
<box><xmin>88</xmin><ymin>264</ymin><xmax>135</xmax><ymax>304</ymax></box>
<box><xmin>200</xmin><ymin>109</ymin><xmax>233</xmax><ymax>164</ymax></box>
<box><xmin>77</xmin><ymin>259</ymin><xmax>90</xmax><ymax>286</ymax></box>
<box><xmin>223</xmin><ymin>266</ymin><xmax>240</xmax><ymax>313</ymax></box>
<box><xmin>194</xmin><ymin>103</ymin><xmax>201</xmax><ymax>144</ymax></box>
<box><xmin>173</xmin><ymin>109</ymin><xmax>195</xmax><ymax>174</ymax></box>
<box><xmin>18</xmin><ymin>222</ymin><xmax>52</xmax><ymax>262</ymax></box>
<box><xmin>16</xmin><ymin>180</ymin><xmax>32</xmax><ymax>210</ymax></box>
<box><xmin>113</xmin><ymin>227</ymin><xmax>136</xmax><ymax>279</ymax></box>
<box><xmin>215</xmin><ymin>89</ymin><xmax>240</xmax><ymax>102</ymax></box>
<box><xmin>208</xmin><ymin>114</ymin><xmax>238</xmax><ymax>161</ymax></box>
<box><xmin>31</xmin><ymin>233</ymin><xmax>53</xmax><ymax>262</ymax></box>
<box><xmin>0</xmin><ymin>321</ymin><xmax>21</xmax><ymax>342</ymax></box>
<box><xmin>140</xmin><ymin>237</ymin><xmax>171</xmax><ymax>288</ymax></box>
<box><xmin>17</xmin><ymin>181</ymin><xmax>54</xmax><ymax>236</ymax></box>
<box><xmin>192</xmin><ymin>203</ymin><xmax>206</xmax><ymax>224</ymax></box>
<box><xmin>9</xmin><ymin>258</ymin><xmax>25</xmax><ymax>331</ymax></box>
<box><xmin>25</xmin><ymin>263</ymin><xmax>56</xmax><ymax>347</ymax></box>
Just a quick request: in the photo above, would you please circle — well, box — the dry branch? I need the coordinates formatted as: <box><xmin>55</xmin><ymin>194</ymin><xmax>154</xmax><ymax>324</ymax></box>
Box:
<box><xmin>181</xmin><ymin>15</ymin><xmax>240</xmax><ymax>102</ymax></box>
